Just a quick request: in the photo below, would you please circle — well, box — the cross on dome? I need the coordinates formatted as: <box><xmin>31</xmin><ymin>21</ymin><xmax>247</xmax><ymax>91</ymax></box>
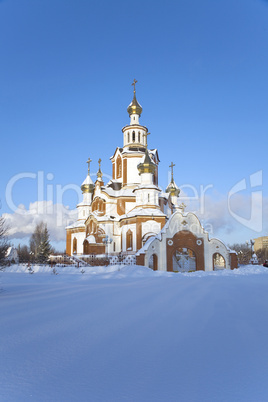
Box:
<box><xmin>169</xmin><ymin>162</ymin><xmax>175</xmax><ymax>181</ymax></box>
<box><xmin>87</xmin><ymin>157</ymin><xmax>92</xmax><ymax>175</ymax></box>
<box><xmin>97</xmin><ymin>158</ymin><xmax>103</xmax><ymax>180</ymax></box>
<box><xmin>132</xmin><ymin>78</ymin><xmax>138</xmax><ymax>93</ymax></box>
<box><xmin>127</xmin><ymin>79</ymin><xmax>143</xmax><ymax>117</ymax></box>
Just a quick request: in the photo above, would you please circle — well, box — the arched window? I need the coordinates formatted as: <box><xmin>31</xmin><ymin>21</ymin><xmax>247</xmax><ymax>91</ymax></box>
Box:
<box><xmin>132</xmin><ymin>131</ymin><xmax>135</xmax><ymax>142</ymax></box>
<box><xmin>73</xmin><ymin>237</ymin><xmax>77</xmax><ymax>254</ymax></box>
<box><xmin>126</xmin><ymin>229</ymin><xmax>133</xmax><ymax>251</ymax></box>
<box><xmin>128</xmin><ymin>132</ymin><xmax>130</xmax><ymax>142</ymax></box>
<box><xmin>138</xmin><ymin>131</ymin><xmax>140</xmax><ymax>142</ymax></box>
<box><xmin>116</xmin><ymin>155</ymin><xmax>122</xmax><ymax>178</ymax></box>
<box><xmin>83</xmin><ymin>240</ymin><xmax>89</xmax><ymax>255</ymax></box>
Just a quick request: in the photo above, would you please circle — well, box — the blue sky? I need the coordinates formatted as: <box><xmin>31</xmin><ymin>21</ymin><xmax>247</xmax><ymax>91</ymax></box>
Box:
<box><xmin>0</xmin><ymin>0</ymin><xmax>268</xmax><ymax>250</ymax></box>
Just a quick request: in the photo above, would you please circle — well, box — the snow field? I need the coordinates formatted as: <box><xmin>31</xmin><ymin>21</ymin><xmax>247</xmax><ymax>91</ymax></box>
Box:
<box><xmin>1</xmin><ymin>265</ymin><xmax>268</xmax><ymax>401</ymax></box>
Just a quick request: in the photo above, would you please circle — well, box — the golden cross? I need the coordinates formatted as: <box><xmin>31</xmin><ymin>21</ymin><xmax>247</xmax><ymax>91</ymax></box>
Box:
<box><xmin>86</xmin><ymin>157</ymin><xmax>92</xmax><ymax>175</ymax></box>
<box><xmin>169</xmin><ymin>162</ymin><xmax>175</xmax><ymax>180</ymax></box>
<box><xmin>98</xmin><ymin>158</ymin><xmax>102</xmax><ymax>168</ymax></box>
<box><xmin>132</xmin><ymin>79</ymin><xmax>138</xmax><ymax>93</ymax></box>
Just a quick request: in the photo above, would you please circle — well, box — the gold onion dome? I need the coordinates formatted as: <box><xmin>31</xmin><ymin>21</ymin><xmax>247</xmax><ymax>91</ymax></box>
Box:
<box><xmin>138</xmin><ymin>149</ymin><xmax>156</xmax><ymax>174</ymax></box>
<box><xmin>127</xmin><ymin>92</ymin><xmax>143</xmax><ymax>116</ymax></box>
<box><xmin>127</xmin><ymin>79</ymin><xmax>142</xmax><ymax>116</ymax></box>
<box><xmin>81</xmin><ymin>157</ymin><xmax>95</xmax><ymax>193</ymax></box>
<box><xmin>166</xmin><ymin>178</ymin><xmax>180</xmax><ymax>197</ymax></box>
<box><xmin>81</xmin><ymin>174</ymin><xmax>94</xmax><ymax>193</ymax></box>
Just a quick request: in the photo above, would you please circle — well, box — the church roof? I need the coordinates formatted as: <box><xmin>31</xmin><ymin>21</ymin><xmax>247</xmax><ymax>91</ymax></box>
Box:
<box><xmin>81</xmin><ymin>174</ymin><xmax>94</xmax><ymax>194</ymax></box>
<box><xmin>137</xmin><ymin>149</ymin><xmax>156</xmax><ymax>174</ymax></box>
<box><xmin>120</xmin><ymin>207</ymin><xmax>166</xmax><ymax>220</ymax></box>
<box><xmin>66</xmin><ymin>220</ymin><xmax>86</xmax><ymax>229</ymax></box>
<box><xmin>166</xmin><ymin>177</ymin><xmax>180</xmax><ymax>196</ymax></box>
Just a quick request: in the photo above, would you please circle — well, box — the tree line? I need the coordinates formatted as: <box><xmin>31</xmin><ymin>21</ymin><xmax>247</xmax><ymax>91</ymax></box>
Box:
<box><xmin>0</xmin><ymin>213</ymin><xmax>53</xmax><ymax>265</ymax></box>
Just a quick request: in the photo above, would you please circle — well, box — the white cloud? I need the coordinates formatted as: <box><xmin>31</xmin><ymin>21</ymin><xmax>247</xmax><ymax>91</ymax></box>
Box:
<box><xmin>3</xmin><ymin>201</ymin><xmax>77</xmax><ymax>242</ymax></box>
<box><xmin>3</xmin><ymin>194</ymin><xmax>267</xmax><ymax>246</ymax></box>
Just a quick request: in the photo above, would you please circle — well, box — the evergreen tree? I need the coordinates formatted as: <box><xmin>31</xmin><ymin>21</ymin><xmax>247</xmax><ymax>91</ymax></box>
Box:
<box><xmin>38</xmin><ymin>225</ymin><xmax>51</xmax><ymax>263</ymax></box>
<box><xmin>30</xmin><ymin>222</ymin><xmax>51</xmax><ymax>264</ymax></box>
<box><xmin>0</xmin><ymin>214</ymin><xmax>9</xmax><ymax>266</ymax></box>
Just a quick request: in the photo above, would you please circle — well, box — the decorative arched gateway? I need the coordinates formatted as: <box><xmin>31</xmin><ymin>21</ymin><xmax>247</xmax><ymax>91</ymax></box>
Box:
<box><xmin>136</xmin><ymin>212</ymin><xmax>238</xmax><ymax>271</ymax></box>
<box><xmin>213</xmin><ymin>253</ymin><xmax>226</xmax><ymax>270</ymax></box>
<box><xmin>172</xmin><ymin>248</ymin><xmax>196</xmax><ymax>272</ymax></box>
<box><xmin>149</xmin><ymin>254</ymin><xmax>158</xmax><ymax>270</ymax></box>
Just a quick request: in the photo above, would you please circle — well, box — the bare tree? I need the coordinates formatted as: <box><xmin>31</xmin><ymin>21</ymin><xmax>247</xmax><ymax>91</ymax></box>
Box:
<box><xmin>0</xmin><ymin>214</ymin><xmax>9</xmax><ymax>267</ymax></box>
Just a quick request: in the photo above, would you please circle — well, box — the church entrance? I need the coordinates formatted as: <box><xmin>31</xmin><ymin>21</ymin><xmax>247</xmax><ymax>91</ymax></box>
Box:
<box><xmin>172</xmin><ymin>248</ymin><xmax>196</xmax><ymax>272</ymax></box>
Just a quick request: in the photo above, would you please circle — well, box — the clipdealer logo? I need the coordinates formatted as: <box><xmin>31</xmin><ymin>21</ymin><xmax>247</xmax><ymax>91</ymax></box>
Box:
<box><xmin>227</xmin><ymin>170</ymin><xmax>263</xmax><ymax>232</ymax></box>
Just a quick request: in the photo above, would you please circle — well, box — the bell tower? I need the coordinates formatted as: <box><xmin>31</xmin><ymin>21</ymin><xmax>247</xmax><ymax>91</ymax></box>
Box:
<box><xmin>122</xmin><ymin>79</ymin><xmax>149</xmax><ymax>148</ymax></box>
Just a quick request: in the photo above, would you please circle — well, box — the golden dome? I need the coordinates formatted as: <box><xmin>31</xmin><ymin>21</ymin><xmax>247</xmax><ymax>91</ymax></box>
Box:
<box><xmin>81</xmin><ymin>175</ymin><xmax>94</xmax><ymax>193</ymax></box>
<box><xmin>127</xmin><ymin>93</ymin><xmax>143</xmax><ymax>116</ymax></box>
<box><xmin>137</xmin><ymin>149</ymin><xmax>156</xmax><ymax>174</ymax></box>
<box><xmin>166</xmin><ymin>178</ymin><xmax>180</xmax><ymax>197</ymax></box>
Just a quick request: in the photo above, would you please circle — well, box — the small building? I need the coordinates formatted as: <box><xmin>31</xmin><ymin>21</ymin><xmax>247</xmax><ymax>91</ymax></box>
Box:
<box><xmin>5</xmin><ymin>247</ymin><xmax>19</xmax><ymax>264</ymax></box>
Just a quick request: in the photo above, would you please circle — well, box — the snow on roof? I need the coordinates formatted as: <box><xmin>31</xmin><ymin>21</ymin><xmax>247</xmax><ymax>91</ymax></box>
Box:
<box><xmin>120</xmin><ymin>207</ymin><xmax>166</xmax><ymax>220</ymax></box>
<box><xmin>66</xmin><ymin>220</ymin><xmax>86</xmax><ymax>229</ymax></box>
<box><xmin>133</xmin><ymin>184</ymin><xmax>160</xmax><ymax>192</ymax></box>
<box><xmin>77</xmin><ymin>201</ymin><xmax>91</xmax><ymax>207</ymax></box>
<box><xmin>81</xmin><ymin>174</ymin><xmax>94</xmax><ymax>186</ymax></box>
<box><xmin>102</xmin><ymin>186</ymin><xmax>135</xmax><ymax>197</ymax></box>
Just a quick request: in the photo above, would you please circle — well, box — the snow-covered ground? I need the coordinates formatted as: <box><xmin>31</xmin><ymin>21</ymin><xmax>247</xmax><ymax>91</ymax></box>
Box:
<box><xmin>1</xmin><ymin>264</ymin><xmax>268</xmax><ymax>402</ymax></box>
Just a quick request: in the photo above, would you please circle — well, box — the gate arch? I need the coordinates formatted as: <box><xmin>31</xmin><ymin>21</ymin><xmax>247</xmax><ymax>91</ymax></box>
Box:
<box><xmin>213</xmin><ymin>253</ymin><xmax>226</xmax><ymax>270</ymax></box>
<box><xmin>172</xmin><ymin>248</ymin><xmax>196</xmax><ymax>272</ymax></box>
<box><xmin>149</xmin><ymin>254</ymin><xmax>158</xmax><ymax>270</ymax></box>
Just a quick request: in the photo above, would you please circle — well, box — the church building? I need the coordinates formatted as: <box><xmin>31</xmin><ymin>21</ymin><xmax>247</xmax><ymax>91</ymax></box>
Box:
<box><xmin>66</xmin><ymin>81</ymin><xmax>237</xmax><ymax>272</ymax></box>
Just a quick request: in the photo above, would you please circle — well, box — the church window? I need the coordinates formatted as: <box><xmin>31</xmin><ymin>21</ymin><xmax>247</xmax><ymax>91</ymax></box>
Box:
<box><xmin>128</xmin><ymin>132</ymin><xmax>130</xmax><ymax>142</ymax></box>
<box><xmin>116</xmin><ymin>155</ymin><xmax>122</xmax><ymax>178</ymax></box>
<box><xmin>73</xmin><ymin>237</ymin><xmax>77</xmax><ymax>254</ymax></box>
<box><xmin>113</xmin><ymin>242</ymin><xmax>116</xmax><ymax>252</ymax></box>
<box><xmin>132</xmin><ymin>131</ymin><xmax>135</xmax><ymax>142</ymax></box>
<box><xmin>138</xmin><ymin>131</ymin><xmax>140</xmax><ymax>142</ymax></box>
<box><xmin>126</xmin><ymin>229</ymin><xmax>133</xmax><ymax>250</ymax></box>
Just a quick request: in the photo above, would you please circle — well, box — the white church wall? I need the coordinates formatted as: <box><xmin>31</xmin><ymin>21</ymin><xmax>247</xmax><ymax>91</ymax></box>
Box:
<box><xmin>125</xmin><ymin>202</ymin><xmax>136</xmax><ymax>214</ymax></box>
<box><xmin>127</xmin><ymin>158</ymin><xmax>142</xmax><ymax>185</ymax></box>
<box><xmin>142</xmin><ymin>220</ymin><xmax>161</xmax><ymax>238</ymax></box>
<box><xmin>144</xmin><ymin>238</ymin><xmax>167</xmax><ymax>271</ymax></box>
<box><xmin>206</xmin><ymin>239</ymin><xmax>231</xmax><ymax>270</ymax></box>
<box><xmin>122</xmin><ymin>223</ymin><xmax>136</xmax><ymax>252</ymax></box>
<box><xmin>71</xmin><ymin>232</ymin><xmax>85</xmax><ymax>255</ymax></box>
